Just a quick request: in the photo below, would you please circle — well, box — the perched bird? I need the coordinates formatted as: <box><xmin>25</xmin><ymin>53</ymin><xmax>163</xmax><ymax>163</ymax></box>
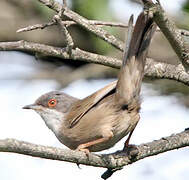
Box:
<box><xmin>23</xmin><ymin>11</ymin><xmax>156</xmax><ymax>153</ymax></box>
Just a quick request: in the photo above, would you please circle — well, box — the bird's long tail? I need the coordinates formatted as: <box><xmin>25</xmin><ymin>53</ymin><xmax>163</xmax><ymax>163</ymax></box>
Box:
<box><xmin>116</xmin><ymin>12</ymin><xmax>156</xmax><ymax>107</ymax></box>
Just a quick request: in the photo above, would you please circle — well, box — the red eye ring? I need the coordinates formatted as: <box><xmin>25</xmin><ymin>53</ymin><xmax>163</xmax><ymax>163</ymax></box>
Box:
<box><xmin>48</xmin><ymin>99</ymin><xmax>57</xmax><ymax>107</ymax></box>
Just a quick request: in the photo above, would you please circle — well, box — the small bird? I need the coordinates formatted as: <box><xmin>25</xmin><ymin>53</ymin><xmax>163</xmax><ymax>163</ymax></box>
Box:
<box><xmin>23</xmin><ymin>11</ymin><xmax>156</xmax><ymax>153</ymax></box>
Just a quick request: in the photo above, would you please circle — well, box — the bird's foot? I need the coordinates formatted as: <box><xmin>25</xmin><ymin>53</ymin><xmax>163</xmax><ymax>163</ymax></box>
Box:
<box><xmin>122</xmin><ymin>144</ymin><xmax>139</xmax><ymax>158</ymax></box>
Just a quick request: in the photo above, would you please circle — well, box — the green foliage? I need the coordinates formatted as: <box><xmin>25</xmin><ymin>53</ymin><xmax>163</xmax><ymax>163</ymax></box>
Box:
<box><xmin>33</xmin><ymin>1</ymin><xmax>55</xmax><ymax>20</ymax></box>
<box><xmin>182</xmin><ymin>0</ymin><xmax>189</xmax><ymax>14</ymax></box>
<box><xmin>72</xmin><ymin>0</ymin><xmax>112</xmax><ymax>20</ymax></box>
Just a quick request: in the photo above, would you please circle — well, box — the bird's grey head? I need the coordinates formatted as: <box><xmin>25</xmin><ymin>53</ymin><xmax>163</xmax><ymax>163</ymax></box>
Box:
<box><xmin>23</xmin><ymin>91</ymin><xmax>78</xmax><ymax>112</ymax></box>
<box><xmin>23</xmin><ymin>91</ymin><xmax>78</xmax><ymax>133</ymax></box>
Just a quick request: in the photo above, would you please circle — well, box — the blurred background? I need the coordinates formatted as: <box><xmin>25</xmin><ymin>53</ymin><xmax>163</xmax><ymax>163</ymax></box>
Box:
<box><xmin>0</xmin><ymin>0</ymin><xmax>189</xmax><ymax>180</ymax></box>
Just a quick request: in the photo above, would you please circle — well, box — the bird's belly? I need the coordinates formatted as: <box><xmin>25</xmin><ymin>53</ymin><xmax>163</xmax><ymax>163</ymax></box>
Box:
<box><xmin>88</xmin><ymin>113</ymin><xmax>140</xmax><ymax>152</ymax></box>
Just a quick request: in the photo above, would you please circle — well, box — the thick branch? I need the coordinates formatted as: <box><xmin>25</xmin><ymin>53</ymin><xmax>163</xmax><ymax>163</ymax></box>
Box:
<box><xmin>142</xmin><ymin>0</ymin><xmax>189</xmax><ymax>69</ymax></box>
<box><xmin>0</xmin><ymin>129</ymin><xmax>189</xmax><ymax>169</ymax></box>
<box><xmin>145</xmin><ymin>59</ymin><xmax>189</xmax><ymax>86</ymax></box>
<box><xmin>0</xmin><ymin>40</ymin><xmax>189</xmax><ymax>86</ymax></box>
<box><xmin>0</xmin><ymin>41</ymin><xmax>120</xmax><ymax>68</ymax></box>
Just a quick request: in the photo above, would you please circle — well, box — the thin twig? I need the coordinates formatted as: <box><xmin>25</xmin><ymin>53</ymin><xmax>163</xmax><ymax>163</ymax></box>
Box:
<box><xmin>16</xmin><ymin>21</ymin><xmax>56</xmax><ymax>33</ymax></box>
<box><xmin>179</xmin><ymin>29</ymin><xmax>189</xmax><ymax>37</ymax></box>
<box><xmin>54</xmin><ymin>14</ymin><xmax>74</xmax><ymax>55</ymax></box>
<box><xmin>16</xmin><ymin>20</ymin><xmax>130</xmax><ymax>33</ymax></box>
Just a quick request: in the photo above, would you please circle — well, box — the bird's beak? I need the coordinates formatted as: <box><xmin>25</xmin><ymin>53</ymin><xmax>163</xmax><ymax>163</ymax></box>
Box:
<box><xmin>22</xmin><ymin>104</ymin><xmax>41</xmax><ymax>110</ymax></box>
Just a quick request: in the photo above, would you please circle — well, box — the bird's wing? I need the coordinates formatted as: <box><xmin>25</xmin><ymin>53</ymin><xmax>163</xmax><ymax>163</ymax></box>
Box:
<box><xmin>66</xmin><ymin>80</ymin><xmax>117</xmax><ymax>128</ymax></box>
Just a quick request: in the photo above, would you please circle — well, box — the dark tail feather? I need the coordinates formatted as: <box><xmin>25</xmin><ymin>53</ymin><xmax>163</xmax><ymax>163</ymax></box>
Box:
<box><xmin>123</xmin><ymin>14</ymin><xmax>134</xmax><ymax>66</ymax></box>
<box><xmin>116</xmin><ymin>12</ymin><xmax>157</xmax><ymax>105</ymax></box>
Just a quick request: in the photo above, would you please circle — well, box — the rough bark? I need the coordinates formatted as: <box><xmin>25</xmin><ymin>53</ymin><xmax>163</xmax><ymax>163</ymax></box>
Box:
<box><xmin>0</xmin><ymin>129</ymin><xmax>188</xmax><ymax>169</ymax></box>
<box><xmin>0</xmin><ymin>41</ymin><xmax>188</xmax><ymax>86</ymax></box>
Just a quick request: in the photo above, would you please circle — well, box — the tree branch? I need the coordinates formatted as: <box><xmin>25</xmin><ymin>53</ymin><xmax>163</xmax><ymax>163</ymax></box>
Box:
<box><xmin>16</xmin><ymin>20</ymin><xmax>129</xmax><ymax>33</ymax></box>
<box><xmin>38</xmin><ymin>0</ymin><xmax>189</xmax><ymax>58</ymax></box>
<box><xmin>54</xmin><ymin>13</ymin><xmax>74</xmax><ymax>55</ymax></box>
<box><xmin>38</xmin><ymin>0</ymin><xmax>124</xmax><ymax>51</ymax></box>
<box><xmin>0</xmin><ymin>129</ymin><xmax>188</xmax><ymax>169</ymax></box>
<box><xmin>179</xmin><ymin>29</ymin><xmax>189</xmax><ymax>37</ymax></box>
<box><xmin>34</xmin><ymin>0</ymin><xmax>189</xmax><ymax>72</ymax></box>
<box><xmin>0</xmin><ymin>40</ymin><xmax>120</xmax><ymax>68</ymax></box>
<box><xmin>0</xmin><ymin>40</ymin><xmax>189</xmax><ymax>86</ymax></box>
<box><xmin>145</xmin><ymin>58</ymin><xmax>189</xmax><ymax>86</ymax></box>
<box><xmin>142</xmin><ymin>0</ymin><xmax>189</xmax><ymax>69</ymax></box>
<box><xmin>16</xmin><ymin>20</ymin><xmax>57</xmax><ymax>33</ymax></box>
<box><xmin>35</xmin><ymin>0</ymin><xmax>189</xmax><ymax>79</ymax></box>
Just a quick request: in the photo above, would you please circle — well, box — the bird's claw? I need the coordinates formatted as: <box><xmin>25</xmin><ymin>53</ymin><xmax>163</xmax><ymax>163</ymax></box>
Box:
<box><xmin>76</xmin><ymin>145</ymin><xmax>90</xmax><ymax>156</ymax></box>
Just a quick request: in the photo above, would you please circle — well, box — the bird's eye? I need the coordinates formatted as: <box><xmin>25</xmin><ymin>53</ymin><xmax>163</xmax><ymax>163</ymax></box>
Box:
<box><xmin>48</xmin><ymin>99</ymin><xmax>57</xmax><ymax>107</ymax></box>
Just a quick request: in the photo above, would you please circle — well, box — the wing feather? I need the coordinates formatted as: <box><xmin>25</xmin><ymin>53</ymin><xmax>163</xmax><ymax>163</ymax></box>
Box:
<box><xmin>66</xmin><ymin>81</ymin><xmax>117</xmax><ymax>128</ymax></box>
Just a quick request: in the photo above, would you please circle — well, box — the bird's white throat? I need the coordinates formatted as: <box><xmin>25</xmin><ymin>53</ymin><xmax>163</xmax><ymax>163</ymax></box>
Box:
<box><xmin>36</xmin><ymin>108</ymin><xmax>64</xmax><ymax>135</ymax></box>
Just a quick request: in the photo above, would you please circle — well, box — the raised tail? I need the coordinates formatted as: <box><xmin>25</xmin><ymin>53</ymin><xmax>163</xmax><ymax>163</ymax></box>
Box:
<box><xmin>116</xmin><ymin>12</ymin><xmax>156</xmax><ymax>107</ymax></box>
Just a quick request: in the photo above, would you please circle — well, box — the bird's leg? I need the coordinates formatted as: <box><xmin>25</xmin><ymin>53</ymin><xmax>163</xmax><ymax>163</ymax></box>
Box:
<box><xmin>76</xmin><ymin>133</ymin><xmax>113</xmax><ymax>154</ymax></box>
<box><xmin>123</xmin><ymin>129</ymin><xmax>135</xmax><ymax>150</ymax></box>
<box><xmin>123</xmin><ymin>120</ymin><xmax>139</xmax><ymax>151</ymax></box>
<box><xmin>122</xmin><ymin>127</ymin><xmax>139</xmax><ymax>157</ymax></box>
